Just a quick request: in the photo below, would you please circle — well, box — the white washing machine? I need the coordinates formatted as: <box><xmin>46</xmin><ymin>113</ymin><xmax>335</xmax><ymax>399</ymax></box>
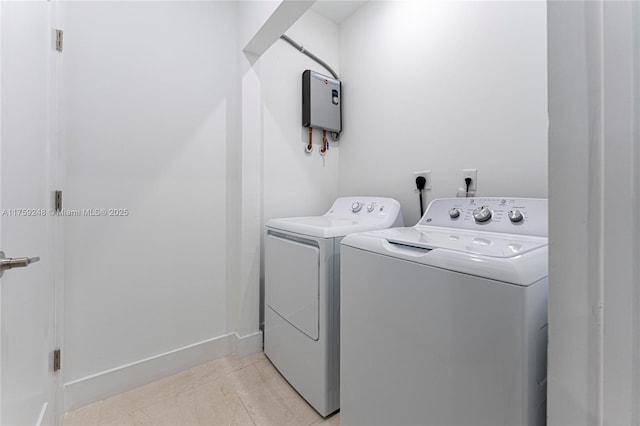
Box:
<box><xmin>340</xmin><ymin>198</ymin><xmax>548</xmax><ymax>426</ymax></box>
<box><xmin>264</xmin><ymin>197</ymin><xmax>403</xmax><ymax>417</ymax></box>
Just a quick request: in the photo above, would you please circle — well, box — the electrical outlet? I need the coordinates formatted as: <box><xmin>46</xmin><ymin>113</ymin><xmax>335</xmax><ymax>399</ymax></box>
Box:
<box><xmin>413</xmin><ymin>170</ymin><xmax>432</xmax><ymax>190</ymax></box>
<box><xmin>462</xmin><ymin>169</ymin><xmax>477</xmax><ymax>191</ymax></box>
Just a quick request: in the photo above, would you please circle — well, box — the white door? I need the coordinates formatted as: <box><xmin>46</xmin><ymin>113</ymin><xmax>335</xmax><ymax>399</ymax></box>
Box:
<box><xmin>0</xmin><ymin>1</ymin><xmax>57</xmax><ymax>425</ymax></box>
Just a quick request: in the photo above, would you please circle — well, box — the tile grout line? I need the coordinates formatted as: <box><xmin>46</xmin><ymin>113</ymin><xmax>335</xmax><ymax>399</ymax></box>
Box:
<box><xmin>235</xmin><ymin>390</ymin><xmax>258</xmax><ymax>426</ymax></box>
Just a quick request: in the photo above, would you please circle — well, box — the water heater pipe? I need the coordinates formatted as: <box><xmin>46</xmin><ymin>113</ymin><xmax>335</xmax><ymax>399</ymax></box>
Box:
<box><xmin>280</xmin><ymin>34</ymin><xmax>339</xmax><ymax>80</ymax></box>
<box><xmin>306</xmin><ymin>127</ymin><xmax>313</xmax><ymax>153</ymax></box>
<box><xmin>320</xmin><ymin>130</ymin><xmax>328</xmax><ymax>156</ymax></box>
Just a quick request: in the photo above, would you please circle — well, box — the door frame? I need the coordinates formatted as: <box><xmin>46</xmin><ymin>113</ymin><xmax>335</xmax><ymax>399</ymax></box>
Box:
<box><xmin>48</xmin><ymin>0</ymin><xmax>65</xmax><ymax>423</ymax></box>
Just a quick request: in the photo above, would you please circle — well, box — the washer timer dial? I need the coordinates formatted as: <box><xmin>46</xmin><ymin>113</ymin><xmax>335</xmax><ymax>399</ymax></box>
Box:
<box><xmin>472</xmin><ymin>206</ymin><xmax>492</xmax><ymax>223</ymax></box>
<box><xmin>508</xmin><ymin>210</ymin><xmax>524</xmax><ymax>223</ymax></box>
<box><xmin>351</xmin><ymin>202</ymin><xmax>363</xmax><ymax>213</ymax></box>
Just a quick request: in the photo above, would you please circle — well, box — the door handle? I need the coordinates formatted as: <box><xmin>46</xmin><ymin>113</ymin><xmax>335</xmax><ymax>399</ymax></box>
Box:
<box><xmin>0</xmin><ymin>251</ymin><xmax>40</xmax><ymax>277</ymax></box>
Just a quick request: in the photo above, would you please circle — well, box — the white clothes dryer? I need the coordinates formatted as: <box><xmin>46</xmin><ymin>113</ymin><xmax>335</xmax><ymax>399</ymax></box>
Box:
<box><xmin>340</xmin><ymin>198</ymin><xmax>548</xmax><ymax>426</ymax></box>
<box><xmin>264</xmin><ymin>197</ymin><xmax>403</xmax><ymax>416</ymax></box>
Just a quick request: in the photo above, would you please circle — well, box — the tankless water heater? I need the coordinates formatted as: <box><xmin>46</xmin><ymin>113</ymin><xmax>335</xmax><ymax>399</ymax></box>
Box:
<box><xmin>302</xmin><ymin>70</ymin><xmax>342</xmax><ymax>133</ymax></box>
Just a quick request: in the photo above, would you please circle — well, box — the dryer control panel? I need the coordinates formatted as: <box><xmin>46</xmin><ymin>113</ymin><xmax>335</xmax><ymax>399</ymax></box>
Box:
<box><xmin>327</xmin><ymin>197</ymin><xmax>402</xmax><ymax>221</ymax></box>
<box><xmin>418</xmin><ymin>198</ymin><xmax>547</xmax><ymax>237</ymax></box>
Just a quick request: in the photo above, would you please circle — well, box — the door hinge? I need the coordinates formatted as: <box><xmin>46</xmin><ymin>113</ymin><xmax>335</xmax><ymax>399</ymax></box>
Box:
<box><xmin>53</xmin><ymin>349</ymin><xmax>61</xmax><ymax>372</ymax></box>
<box><xmin>55</xmin><ymin>29</ymin><xmax>63</xmax><ymax>52</ymax></box>
<box><xmin>54</xmin><ymin>190</ymin><xmax>62</xmax><ymax>212</ymax></box>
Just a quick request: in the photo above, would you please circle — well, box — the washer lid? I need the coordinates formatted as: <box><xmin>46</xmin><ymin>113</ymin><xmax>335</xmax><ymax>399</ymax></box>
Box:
<box><xmin>266</xmin><ymin>197</ymin><xmax>403</xmax><ymax>238</ymax></box>
<box><xmin>341</xmin><ymin>227</ymin><xmax>548</xmax><ymax>286</ymax></box>
<box><xmin>379</xmin><ymin>226</ymin><xmax>547</xmax><ymax>258</ymax></box>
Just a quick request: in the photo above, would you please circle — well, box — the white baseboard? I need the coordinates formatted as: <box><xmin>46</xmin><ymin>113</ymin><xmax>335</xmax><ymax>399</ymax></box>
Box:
<box><xmin>232</xmin><ymin>330</ymin><xmax>263</xmax><ymax>359</ymax></box>
<box><xmin>64</xmin><ymin>333</ymin><xmax>234</xmax><ymax>412</ymax></box>
<box><xmin>64</xmin><ymin>330</ymin><xmax>264</xmax><ymax>413</ymax></box>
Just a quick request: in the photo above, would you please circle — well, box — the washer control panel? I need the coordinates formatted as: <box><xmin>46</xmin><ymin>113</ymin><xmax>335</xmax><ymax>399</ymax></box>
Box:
<box><xmin>418</xmin><ymin>198</ymin><xmax>547</xmax><ymax>237</ymax></box>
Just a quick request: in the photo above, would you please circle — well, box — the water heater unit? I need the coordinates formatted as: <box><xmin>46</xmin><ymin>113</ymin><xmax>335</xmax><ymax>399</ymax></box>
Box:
<box><xmin>302</xmin><ymin>70</ymin><xmax>342</xmax><ymax>133</ymax></box>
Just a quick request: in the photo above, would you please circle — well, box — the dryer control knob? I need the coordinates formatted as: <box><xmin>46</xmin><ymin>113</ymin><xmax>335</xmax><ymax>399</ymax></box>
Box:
<box><xmin>351</xmin><ymin>202</ymin><xmax>363</xmax><ymax>213</ymax></box>
<box><xmin>508</xmin><ymin>209</ymin><xmax>524</xmax><ymax>223</ymax></box>
<box><xmin>367</xmin><ymin>204</ymin><xmax>375</xmax><ymax>213</ymax></box>
<box><xmin>448</xmin><ymin>208</ymin><xmax>461</xmax><ymax>219</ymax></box>
<box><xmin>472</xmin><ymin>206</ymin><xmax>492</xmax><ymax>223</ymax></box>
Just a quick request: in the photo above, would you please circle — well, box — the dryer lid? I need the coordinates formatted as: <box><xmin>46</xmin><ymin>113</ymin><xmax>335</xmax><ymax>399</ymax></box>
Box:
<box><xmin>266</xmin><ymin>196</ymin><xmax>403</xmax><ymax>238</ymax></box>
<box><xmin>267</xmin><ymin>216</ymin><xmax>389</xmax><ymax>238</ymax></box>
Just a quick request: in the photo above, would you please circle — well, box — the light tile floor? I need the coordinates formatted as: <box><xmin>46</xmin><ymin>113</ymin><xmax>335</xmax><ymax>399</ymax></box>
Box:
<box><xmin>63</xmin><ymin>352</ymin><xmax>340</xmax><ymax>426</ymax></box>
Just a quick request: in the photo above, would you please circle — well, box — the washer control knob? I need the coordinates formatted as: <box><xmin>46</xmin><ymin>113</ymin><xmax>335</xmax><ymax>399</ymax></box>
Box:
<box><xmin>508</xmin><ymin>209</ymin><xmax>524</xmax><ymax>223</ymax></box>
<box><xmin>448</xmin><ymin>208</ymin><xmax>461</xmax><ymax>219</ymax></box>
<box><xmin>351</xmin><ymin>202</ymin><xmax>363</xmax><ymax>213</ymax></box>
<box><xmin>472</xmin><ymin>206</ymin><xmax>492</xmax><ymax>223</ymax></box>
<box><xmin>367</xmin><ymin>204</ymin><xmax>375</xmax><ymax>213</ymax></box>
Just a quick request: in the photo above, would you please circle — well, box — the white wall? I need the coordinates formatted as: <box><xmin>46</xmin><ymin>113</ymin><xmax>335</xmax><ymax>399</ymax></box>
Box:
<box><xmin>547</xmin><ymin>1</ymin><xmax>640</xmax><ymax>424</ymax></box>
<box><xmin>261</xmin><ymin>10</ymin><xmax>341</xmax><ymax>222</ymax></box>
<box><xmin>338</xmin><ymin>1</ymin><xmax>548</xmax><ymax>225</ymax></box>
<box><xmin>61</xmin><ymin>1</ymin><xmax>240</xmax><ymax>408</ymax></box>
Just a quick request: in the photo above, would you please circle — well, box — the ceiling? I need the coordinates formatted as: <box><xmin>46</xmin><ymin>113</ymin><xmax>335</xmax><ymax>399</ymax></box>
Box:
<box><xmin>310</xmin><ymin>0</ymin><xmax>368</xmax><ymax>24</ymax></box>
